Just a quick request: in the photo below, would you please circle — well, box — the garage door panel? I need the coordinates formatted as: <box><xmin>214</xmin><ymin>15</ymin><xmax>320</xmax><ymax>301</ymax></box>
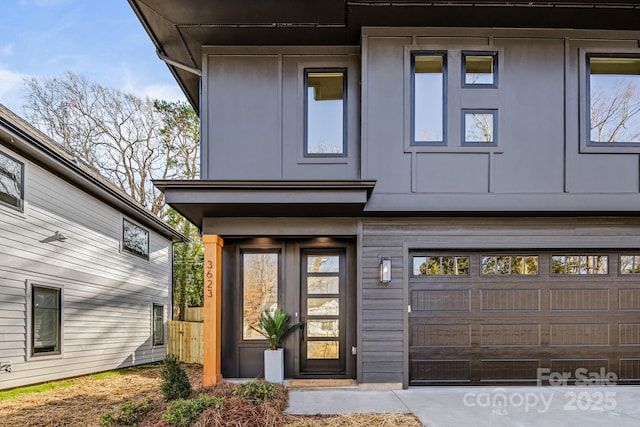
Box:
<box><xmin>480</xmin><ymin>359</ymin><xmax>540</xmax><ymax>382</ymax></box>
<box><xmin>549</xmin><ymin>323</ymin><xmax>609</xmax><ymax>346</ymax></box>
<box><xmin>411</xmin><ymin>359</ymin><xmax>471</xmax><ymax>383</ymax></box>
<box><xmin>410</xmin><ymin>289</ymin><xmax>471</xmax><ymax>312</ymax></box>
<box><xmin>409</xmin><ymin>251</ymin><xmax>639</xmax><ymax>385</ymax></box>
<box><xmin>411</xmin><ymin>324</ymin><xmax>471</xmax><ymax>347</ymax></box>
<box><xmin>619</xmin><ymin>359</ymin><xmax>640</xmax><ymax>381</ymax></box>
<box><xmin>619</xmin><ymin>289</ymin><xmax>640</xmax><ymax>310</ymax></box>
<box><xmin>480</xmin><ymin>289</ymin><xmax>540</xmax><ymax>311</ymax></box>
<box><xmin>480</xmin><ymin>324</ymin><xmax>541</xmax><ymax>346</ymax></box>
<box><xmin>550</xmin><ymin>288</ymin><xmax>609</xmax><ymax>311</ymax></box>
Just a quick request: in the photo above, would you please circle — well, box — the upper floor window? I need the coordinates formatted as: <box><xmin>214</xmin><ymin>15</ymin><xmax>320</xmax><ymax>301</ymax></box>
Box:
<box><xmin>0</xmin><ymin>150</ymin><xmax>24</xmax><ymax>211</ymax></box>
<box><xmin>305</xmin><ymin>69</ymin><xmax>346</xmax><ymax>156</ymax></box>
<box><xmin>412</xmin><ymin>52</ymin><xmax>447</xmax><ymax>145</ymax></box>
<box><xmin>462</xmin><ymin>51</ymin><xmax>497</xmax><ymax>87</ymax></box>
<box><xmin>122</xmin><ymin>218</ymin><xmax>149</xmax><ymax>260</ymax></box>
<box><xmin>587</xmin><ymin>55</ymin><xmax>640</xmax><ymax>145</ymax></box>
<box><xmin>463</xmin><ymin>109</ymin><xmax>497</xmax><ymax>145</ymax></box>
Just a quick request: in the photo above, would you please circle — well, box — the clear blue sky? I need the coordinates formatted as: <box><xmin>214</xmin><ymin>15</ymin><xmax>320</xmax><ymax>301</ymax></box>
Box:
<box><xmin>1</xmin><ymin>0</ymin><xmax>186</xmax><ymax>118</ymax></box>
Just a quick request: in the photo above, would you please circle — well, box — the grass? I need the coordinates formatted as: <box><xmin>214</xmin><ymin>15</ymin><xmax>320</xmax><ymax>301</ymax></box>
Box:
<box><xmin>0</xmin><ymin>380</ymin><xmax>76</xmax><ymax>400</ymax></box>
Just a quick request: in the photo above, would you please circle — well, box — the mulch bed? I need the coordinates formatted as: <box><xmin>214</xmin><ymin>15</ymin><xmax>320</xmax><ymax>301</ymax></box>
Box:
<box><xmin>0</xmin><ymin>364</ymin><xmax>423</xmax><ymax>427</ymax></box>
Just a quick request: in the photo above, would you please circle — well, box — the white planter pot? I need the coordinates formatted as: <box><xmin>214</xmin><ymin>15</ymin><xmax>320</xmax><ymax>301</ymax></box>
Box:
<box><xmin>264</xmin><ymin>348</ymin><xmax>284</xmax><ymax>384</ymax></box>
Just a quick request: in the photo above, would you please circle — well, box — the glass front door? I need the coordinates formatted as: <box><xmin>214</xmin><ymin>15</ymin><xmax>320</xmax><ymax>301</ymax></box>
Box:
<box><xmin>300</xmin><ymin>250</ymin><xmax>346</xmax><ymax>374</ymax></box>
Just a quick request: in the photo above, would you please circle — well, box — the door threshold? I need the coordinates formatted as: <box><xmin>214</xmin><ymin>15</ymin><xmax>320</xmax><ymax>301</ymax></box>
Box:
<box><xmin>287</xmin><ymin>378</ymin><xmax>357</xmax><ymax>388</ymax></box>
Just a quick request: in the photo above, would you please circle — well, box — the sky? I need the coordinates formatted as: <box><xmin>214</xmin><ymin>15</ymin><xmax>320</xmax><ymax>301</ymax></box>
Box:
<box><xmin>1</xmin><ymin>0</ymin><xmax>187</xmax><ymax>118</ymax></box>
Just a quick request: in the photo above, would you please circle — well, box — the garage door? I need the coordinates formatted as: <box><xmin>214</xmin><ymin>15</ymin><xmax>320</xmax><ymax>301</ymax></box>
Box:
<box><xmin>409</xmin><ymin>251</ymin><xmax>640</xmax><ymax>385</ymax></box>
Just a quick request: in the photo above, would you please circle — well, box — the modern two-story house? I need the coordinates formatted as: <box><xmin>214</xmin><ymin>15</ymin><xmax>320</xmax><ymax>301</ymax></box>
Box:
<box><xmin>129</xmin><ymin>0</ymin><xmax>640</xmax><ymax>388</ymax></box>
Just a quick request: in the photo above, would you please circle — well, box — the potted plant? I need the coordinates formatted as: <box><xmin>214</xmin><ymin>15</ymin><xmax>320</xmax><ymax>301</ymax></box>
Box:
<box><xmin>251</xmin><ymin>308</ymin><xmax>301</xmax><ymax>383</ymax></box>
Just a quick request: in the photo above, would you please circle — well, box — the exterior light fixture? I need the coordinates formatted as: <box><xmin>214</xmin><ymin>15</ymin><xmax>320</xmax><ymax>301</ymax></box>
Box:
<box><xmin>379</xmin><ymin>258</ymin><xmax>391</xmax><ymax>284</ymax></box>
<box><xmin>55</xmin><ymin>231</ymin><xmax>68</xmax><ymax>241</ymax></box>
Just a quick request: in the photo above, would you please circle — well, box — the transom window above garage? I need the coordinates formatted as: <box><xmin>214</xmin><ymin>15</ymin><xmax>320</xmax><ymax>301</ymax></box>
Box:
<box><xmin>481</xmin><ymin>255</ymin><xmax>538</xmax><ymax>275</ymax></box>
<box><xmin>620</xmin><ymin>255</ymin><xmax>640</xmax><ymax>274</ymax></box>
<box><xmin>412</xmin><ymin>255</ymin><xmax>470</xmax><ymax>276</ymax></box>
<box><xmin>551</xmin><ymin>255</ymin><xmax>608</xmax><ymax>275</ymax></box>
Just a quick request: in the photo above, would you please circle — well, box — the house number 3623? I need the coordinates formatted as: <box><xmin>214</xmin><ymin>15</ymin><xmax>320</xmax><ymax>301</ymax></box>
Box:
<box><xmin>206</xmin><ymin>260</ymin><xmax>213</xmax><ymax>298</ymax></box>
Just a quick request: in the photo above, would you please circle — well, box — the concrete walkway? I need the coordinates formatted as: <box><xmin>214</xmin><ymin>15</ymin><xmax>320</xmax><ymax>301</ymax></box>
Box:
<box><xmin>286</xmin><ymin>386</ymin><xmax>640</xmax><ymax>426</ymax></box>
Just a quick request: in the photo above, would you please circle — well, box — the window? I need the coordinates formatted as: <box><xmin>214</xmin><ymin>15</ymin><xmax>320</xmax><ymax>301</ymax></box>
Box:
<box><xmin>412</xmin><ymin>52</ymin><xmax>447</xmax><ymax>145</ymax></box>
<box><xmin>463</xmin><ymin>109</ymin><xmax>497</xmax><ymax>145</ymax></box>
<box><xmin>305</xmin><ymin>69</ymin><xmax>346</xmax><ymax>156</ymax></box>
<box><xmin>32</xmin><ymin>285</ymin><xmax>61</xmax><ymax>355</ymax></box>
<box><xmin>620</xmin><ymin>255</ymin><xmax>640</xmax><ymax>274</ymax></box>
<box><xmin>0</xmin><ymin>150</ymin><xmax>24</xmax><ymax>211</ymax></box>
<box><xmin>481</xmin><ymin>255</ymin><xmax>538</xmax><ymax>275</ymax></box>
<box><xmin>242</xmin><ymin>252</ymin><xmax>279</xmax><ymax>340</ymax></box>
<box><xmin>412</xmin><ymin>256</ymin><xmax>469</xmax><ymax>276</ymax></box>
<box><xmin>463</xmin><ymin>52</ymin><xmax>497</xmax><ymax>87</ymax></box>
<box><xmin>122</xmin><ymin>218</ymin><xmax>149</xmax><ymax>259</ymax></box>
<box><xmin>587</xmin><ymin>55</ymin><xmax>640</xmax><ymax>145</ymax></box>
<box><xmin>551</xmin><ymin>255</ymin><xmax>608</xmax><ymax>275</ymax></box>
<box><xmin>152</xmin><ymin>304</ymin><xmax>164</xmax><ymax>346</ymax></box>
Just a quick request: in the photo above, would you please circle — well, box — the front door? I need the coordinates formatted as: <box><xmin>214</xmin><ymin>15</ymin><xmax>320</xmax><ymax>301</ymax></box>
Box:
<box><xmin>300</xmin><ymin>249</ymin><xmax>347</xmax><ymax>375</ymax></box>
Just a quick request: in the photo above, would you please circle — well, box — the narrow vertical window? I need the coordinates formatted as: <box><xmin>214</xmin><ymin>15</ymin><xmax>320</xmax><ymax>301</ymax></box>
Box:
<box><xmin>0</xmin><ymin>150</ymin><xmax>24</xmax><ymax>211</ymax></box>
<box><xmin>463</xmin><ymin>110</ymin><xmax>497</xmax><ymax>145</ymax></box>
<box><xmin>305</xmin><ymin>69</ymin><xmax>346</xmax><ymax>156</ymax></box>
<box><xmin>32</xmin><ymin>286</ymin><xmax>61</xmax><ymax>355</ymax></box>
<box><xmin>463</xmin><ymin>52</ymin><xmax>497</xmax><ymax>87</ymax></box>
<box><xmin>412</xmin><ymin>52</ymin><xmax>446</xmax><ymax>145</ymax></box>
<box><xmin>153</xmin><ymin>304</ymin><xmax>164</xmax><ymax>346</ymax></box>
<box><xmin>242</xmin><ymin>252</ymin><xmax>279</xmax><ymax>340</ymax></box>
<box><xmin>588</xmin><ymin>55</ymin><xmax>640</xmax><ymax>144</ymax></box>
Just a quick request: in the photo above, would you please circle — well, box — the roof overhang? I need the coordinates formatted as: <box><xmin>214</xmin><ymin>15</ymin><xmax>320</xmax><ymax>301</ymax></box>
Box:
<box><xmin>128</xmin><ymin>0</ymin><xmax>640</xmax><ymax>110</ymax></box>
<box><xmin>153</xmin><ymin>180</ymin><xmax>377</xmax><ymax>229</ymax></box>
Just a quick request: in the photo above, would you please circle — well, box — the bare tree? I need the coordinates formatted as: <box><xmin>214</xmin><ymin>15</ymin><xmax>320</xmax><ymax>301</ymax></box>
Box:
<box><xmin>23</xmin><ymin>71</ymin><xmax>199</xmax><ymax>217</ymax></box>
<box><xmin>590</xmin><ymin>80</ymin><xmax>640</xmax><ymax>143</ymax></box>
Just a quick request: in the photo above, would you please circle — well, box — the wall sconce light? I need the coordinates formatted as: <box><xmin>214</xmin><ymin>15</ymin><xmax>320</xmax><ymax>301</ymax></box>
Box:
<box><xmin>55</xmin><ymin>231</ymin><xmax>68</xmax><ymax>242</ymax></box>
<box><xmin>379</xmin><ymin>258</ymin><xmax>391</xmax><ymax>284</ymax></box>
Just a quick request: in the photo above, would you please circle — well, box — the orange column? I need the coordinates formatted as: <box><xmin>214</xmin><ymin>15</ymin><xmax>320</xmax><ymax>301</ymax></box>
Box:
<box><xmin>202</xmin><ymin>234</ymin><xmax>224</xmax><ymax>387</ymax></box>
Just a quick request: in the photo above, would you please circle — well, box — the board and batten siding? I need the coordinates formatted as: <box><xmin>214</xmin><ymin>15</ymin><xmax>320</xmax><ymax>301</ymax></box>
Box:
<box><xmin>361</xmin><ymin>216</ymin><xmax>640</xmax><ymax>386</ymax></box>
<box><xmin>0</xmin><ymin>147</ymin><xmax>172</xmax><ymax>390</ymax></box>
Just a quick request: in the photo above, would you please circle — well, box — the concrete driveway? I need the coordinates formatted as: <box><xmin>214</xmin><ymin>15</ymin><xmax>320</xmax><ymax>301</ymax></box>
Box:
<box><xmin>286</xmin><ymin>386</ymin><xmax>640</xmax><ymax>426</ymax></box>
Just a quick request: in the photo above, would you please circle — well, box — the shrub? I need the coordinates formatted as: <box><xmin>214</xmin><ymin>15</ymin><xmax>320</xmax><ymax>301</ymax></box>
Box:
<box><xmin>99</xmin><ymin>398</ymin><xmax>154</xmax><ymax>427</ymax></box>
<box><xmin>232</xmin><ymin>381</ymin><xmax>278</xmax><ymax>405</ymax></box>
<box><xmin>162</xmin><ymin>394</ymin><xmax>224</xmax><ymax>427</ymax></box>
<box><xmin>160</xmin><ymin>354</ymin><xmax>191</xmax><ymax>401</ymax></box>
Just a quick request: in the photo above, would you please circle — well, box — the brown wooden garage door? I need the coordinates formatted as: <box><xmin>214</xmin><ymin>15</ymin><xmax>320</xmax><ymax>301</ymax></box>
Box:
<box><xmin>409</xmin><ymin>251</ymin><xmax>640</xmax><ymax>385</ymax></box>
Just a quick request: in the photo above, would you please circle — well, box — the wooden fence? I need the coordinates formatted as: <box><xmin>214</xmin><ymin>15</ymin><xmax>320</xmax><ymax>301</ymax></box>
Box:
<box><xmin>173</xmin><ymin>306</ymin><xmax>204</xmax><ymax>322</ymax></box>
<box><xmin>168</xmin><ymin>320</ymin><xmax>204</xmax><ymax>364</ymax></box>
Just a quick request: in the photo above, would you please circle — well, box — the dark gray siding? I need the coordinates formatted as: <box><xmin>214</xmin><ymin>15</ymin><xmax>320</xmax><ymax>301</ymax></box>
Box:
<box><xmin>201</xmin><ymin>46</ymin><xmax>361</xmax><ymax>182</ymax></box>
<box><xmin>361</xmin><ymin>28</ymin><xmax>640</xmax><ymax>212</ymax></box>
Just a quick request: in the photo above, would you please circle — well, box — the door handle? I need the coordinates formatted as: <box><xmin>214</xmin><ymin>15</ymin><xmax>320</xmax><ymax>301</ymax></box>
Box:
<box><xmin>300</xmin><ymin>318</ymin><xmax>305</xmax><ymax>341</ymax></box>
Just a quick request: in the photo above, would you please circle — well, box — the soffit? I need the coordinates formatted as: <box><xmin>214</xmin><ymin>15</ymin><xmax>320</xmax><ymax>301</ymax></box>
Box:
<box><xmin>128</xmin><ymin>0</ymin><xmax>640</xmax><ymax>110</ymax></box>
<box><xmin>153</xmin><ymin>180</ymin><xmax>376</xmax><ymax>229</ymax></box>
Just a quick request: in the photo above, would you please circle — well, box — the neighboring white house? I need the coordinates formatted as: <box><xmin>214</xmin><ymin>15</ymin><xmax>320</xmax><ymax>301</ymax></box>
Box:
<box><xmin>0</xmin><ymin>105</ymin><xmax>186</xmax><ymax>390</ymax></box>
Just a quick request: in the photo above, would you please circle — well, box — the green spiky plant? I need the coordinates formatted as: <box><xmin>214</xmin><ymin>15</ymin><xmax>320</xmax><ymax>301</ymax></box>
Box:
<box><xmin>251</xmin><ymin>308</ymin><xmax>301</xmax><ymax>350</ymax></box>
